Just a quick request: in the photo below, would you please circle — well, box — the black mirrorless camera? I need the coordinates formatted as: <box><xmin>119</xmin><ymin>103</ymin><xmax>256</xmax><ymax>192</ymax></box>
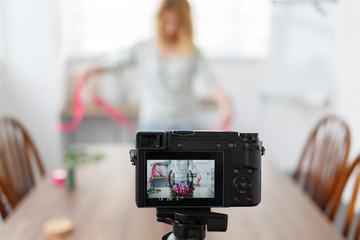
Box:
<box><xmin>130</xmin><ymin>130</ymin><xmax>265</xmax><ymax>208</ymax></box>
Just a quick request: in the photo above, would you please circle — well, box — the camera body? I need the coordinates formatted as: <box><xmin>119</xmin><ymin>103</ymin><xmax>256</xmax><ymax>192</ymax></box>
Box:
<box><xmin>131</xmin><ymin>130</ymin><xmax>264</xmax><ymax>208</ymax></box>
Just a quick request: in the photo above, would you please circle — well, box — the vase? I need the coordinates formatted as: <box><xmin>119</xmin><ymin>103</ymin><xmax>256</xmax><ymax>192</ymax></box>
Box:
<box><xmin>66</xmin><ymin>165</ymin><xmax>75</xmax><ymax>190</ymax></box>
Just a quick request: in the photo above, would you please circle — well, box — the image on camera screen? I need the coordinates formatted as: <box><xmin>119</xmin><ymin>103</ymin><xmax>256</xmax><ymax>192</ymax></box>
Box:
<box><xmin>147</xmin><ymin>160</ymin><xmax>215</xmax><ymax>199</ymax></box>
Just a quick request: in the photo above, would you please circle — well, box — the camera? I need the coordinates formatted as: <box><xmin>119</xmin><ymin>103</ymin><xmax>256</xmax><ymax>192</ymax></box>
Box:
<box><xmin>130</xmin><ymin>130</ymin><xmax>265</xmax><ymax>208</ymax></box>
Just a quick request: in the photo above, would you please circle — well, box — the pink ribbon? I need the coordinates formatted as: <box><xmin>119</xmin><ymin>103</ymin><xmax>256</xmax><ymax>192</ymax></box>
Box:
<box><xmin>58</xmin><ymin>80</ymin><xmax>84</xmax><ymax>133</ymax></box>
<box><xmin>89</xmin><ymin>88</ymin><xmax>137</xmax><ymax>133</ymax></box>
<box><xmin>59</xmin><ymin>78</ymin><xmax>137</xmax><ymax>134</ymax></box>
<box><xmin>213</xmin><ymin>123</ymin><xmax>230</xmax><ymax>131</ymax></box>
<box><xmin>147</xmin><ymin>166</ymin><xmax>169</xmax><ymax>184</ymax></box>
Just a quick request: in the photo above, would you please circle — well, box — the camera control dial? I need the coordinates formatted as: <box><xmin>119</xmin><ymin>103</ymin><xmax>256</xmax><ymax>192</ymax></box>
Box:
<box><xmin>233</xmin><ymin>176</ymin><xmax>251</xmax><ymax>195</ymax></box>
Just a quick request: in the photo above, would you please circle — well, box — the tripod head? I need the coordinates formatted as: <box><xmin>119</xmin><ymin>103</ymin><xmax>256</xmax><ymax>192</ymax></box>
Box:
<box><xmin>157</xmin><ymin>208</ymin><xmax>228</xmax><ymax>240</ymax></box>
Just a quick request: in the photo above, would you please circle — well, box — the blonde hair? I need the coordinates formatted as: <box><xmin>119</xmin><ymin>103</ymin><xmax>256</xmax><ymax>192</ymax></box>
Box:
<box><xmin>156</xmin><ymin>0</ymin><xmax>194</xmax><ymax>53</ymax></box>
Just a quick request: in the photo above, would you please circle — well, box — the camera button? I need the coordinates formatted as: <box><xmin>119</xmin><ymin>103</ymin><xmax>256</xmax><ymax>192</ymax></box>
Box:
<box><xmin>227</xmin><ymin>142</ymin><xmax>236</xmax><ymax>149</ymax></box>
<box><xmin>234</xmin><ymin>176</ymin><xmax>250</xmax><ymax>195</ymax></box>
<box><xmin>239</xmin><ymin>182</ymin><xmax>247</xmax><ymax>188</ymax></box>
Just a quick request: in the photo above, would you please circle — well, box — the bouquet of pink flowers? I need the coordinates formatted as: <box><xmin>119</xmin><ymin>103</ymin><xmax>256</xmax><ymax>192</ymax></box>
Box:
<box><xmin>170</xmin><ymin>182</ymin><xmax>195</xmax><ymax>197</ymax></box>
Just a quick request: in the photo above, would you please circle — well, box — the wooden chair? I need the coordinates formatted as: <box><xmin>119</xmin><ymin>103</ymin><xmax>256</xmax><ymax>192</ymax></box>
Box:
<box><xmin>0</xmin><ymin>117</ymin><xmax>45</xmax><ymax>219</ymax></box>
<box><xmin>328</xmin><ymin>154</ymin><xmax>360</xmax><ymax>239</ymax></box>
<box><xmin>293</xmin><ymin>115</ymin><xmax>351</xmax><ymax>210</ymax></box>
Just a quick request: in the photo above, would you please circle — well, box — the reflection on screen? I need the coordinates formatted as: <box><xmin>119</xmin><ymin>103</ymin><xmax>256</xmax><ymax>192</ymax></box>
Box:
<box><xmin>147</xmin><ymin>160</ymin><xmax>215</xmax><ymax>199</ymax></box>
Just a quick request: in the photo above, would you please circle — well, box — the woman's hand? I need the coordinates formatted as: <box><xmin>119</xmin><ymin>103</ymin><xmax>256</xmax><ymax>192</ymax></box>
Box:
<box><xmin>219</xmin><ymin>104</ymin><xmax>232</xmax><ymax>128</ymax></box>
<box><xmin>193</xmin><ymin>167</ymin><xmax>201</xmax><ymax>182</ymax></box>
<box><xmin>72</xmin><ymin>64</ymin><xmax>104</xmax><ymax>83</ymax></box>
<box><xmin>73</xmin><ymin>67</ymin><xmax>91</xmax><ymax>83</ymax></box>
<box><xmin>151</xmin><ymin>162</ymin><xmax>161</xmax><ymax>167</ymax></box>
<box><xmin>212</xmin><ymin>83</ymin><xmax>233</xmax><ymax>128</ymax></box>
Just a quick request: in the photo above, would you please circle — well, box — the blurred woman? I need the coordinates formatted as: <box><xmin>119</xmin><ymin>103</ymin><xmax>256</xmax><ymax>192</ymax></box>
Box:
<box><xmin>74</xmin><ymin>0</ymin><xmax>232</xmax><ymax>130</ymax></box>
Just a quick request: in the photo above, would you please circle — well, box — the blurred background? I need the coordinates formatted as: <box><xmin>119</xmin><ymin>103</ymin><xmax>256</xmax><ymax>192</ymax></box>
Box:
<box><xmin>0</xmin><ymin>0</ymin><xmax>359</xmax><ymax>175</ymax></box>
<box><xmin>1</xmin><ymin>0</ymin><xmax>360</xmax><ymax>238</ymax></box>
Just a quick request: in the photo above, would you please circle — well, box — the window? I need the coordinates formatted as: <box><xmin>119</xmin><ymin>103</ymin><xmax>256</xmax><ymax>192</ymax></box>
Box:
<box><xmin>61</xmin><ymin>0</ymin><xmax>271</xmax><ymax>59</ymax></box>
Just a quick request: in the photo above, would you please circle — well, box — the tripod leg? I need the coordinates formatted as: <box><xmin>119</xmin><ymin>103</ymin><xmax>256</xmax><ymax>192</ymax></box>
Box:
<box><xmin>162</xmin><ymin>231</ymin><xmax>196</xmax><ymax>240</ymax></box>
<box><xmin>162</xmin><ymin>232</ymin><xmax>172</xmax><ymax>240</ymax></box>
<box><xmin>172</xmin><ymin>221</ymin><xmax>205</xmax><ymax>240</ymax></box>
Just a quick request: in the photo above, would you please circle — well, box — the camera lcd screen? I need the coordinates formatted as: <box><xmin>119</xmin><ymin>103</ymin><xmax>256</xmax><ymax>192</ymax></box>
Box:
<box><xmin>147</xmin><ymin>160</ymin><xmax>215</xmax><ymax>199</ymax></box>
<box><xmin>143</xmin><ymin>152</ymin><xmax>224</xmax><ymax>207</ymax></box>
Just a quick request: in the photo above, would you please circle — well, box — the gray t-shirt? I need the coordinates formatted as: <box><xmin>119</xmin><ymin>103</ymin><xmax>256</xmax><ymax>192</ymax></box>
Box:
<box><xmin>102</xmin><ymin>40</ymin><xmax>216</xmax><ymax>129</ymax></box>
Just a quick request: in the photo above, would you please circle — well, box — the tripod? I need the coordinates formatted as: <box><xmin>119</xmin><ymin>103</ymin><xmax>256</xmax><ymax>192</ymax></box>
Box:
<box><xmin>157</xmin><ymin>208</ymin><xmax>228</xmax><ymax>240</ymax></box>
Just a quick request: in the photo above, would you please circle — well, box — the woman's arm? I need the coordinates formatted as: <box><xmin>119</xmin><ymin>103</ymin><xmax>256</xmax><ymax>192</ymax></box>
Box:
<box><xmin>150</xmin><ymin>160</ymin><xmax>171</xmax><ymax>167</ymax></box>
<box><xmin>211</xmin><ymin>83</ymin><xmax>232</xmax><ymax>128</ymax></box>
<box><xmin>190</xmin><ymin>161</ymin><xmax>201</xmax><ymax>181</ymax></box>
<box><xmin>192</xmin><ymin>48</ymin><xmax>233</xmax><ymax>127</ymax></box>
<box><xmin>150</xmin><ymin>162</ymin><xmax>163</xmax><ymax>167</ymax></box>
<box><xmin>192</xmin><ymin>167</ymin><xmax>201</xmax><ymax>182</ymax></box>
<box><xmin>73</xmin><ymin>43</ymin><xmax>139</xmax><ymax>83</ymax></box>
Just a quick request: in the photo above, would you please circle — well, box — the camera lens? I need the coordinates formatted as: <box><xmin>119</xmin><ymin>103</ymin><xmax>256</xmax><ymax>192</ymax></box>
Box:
<box><xmin>142</xmin><ymin>135</ymin><xmax>158</xmax><ymax>147</ymax></box>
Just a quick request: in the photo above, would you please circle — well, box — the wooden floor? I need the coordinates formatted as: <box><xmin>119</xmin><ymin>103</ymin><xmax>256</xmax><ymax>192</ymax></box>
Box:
<box><xmin>0</xmin><ymin>144</ymin><xmax>345</xmax><ymax>240</ymax></box>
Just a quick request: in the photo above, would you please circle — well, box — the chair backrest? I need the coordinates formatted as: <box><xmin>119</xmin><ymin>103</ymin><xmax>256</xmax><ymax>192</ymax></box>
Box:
<box><xmin>0</xmin><ymin>117</ymin><xmax>45</xmax><ymax>219</ymax></box>
<box><xmin>293</xmin><ymin>115</ymin><xmax>351</xmax><ymax>210</ymax></box>
<box><xmin>328</xmin><ymin>154</ymin><xmax>360</xmax><ymax>239</ymax></box>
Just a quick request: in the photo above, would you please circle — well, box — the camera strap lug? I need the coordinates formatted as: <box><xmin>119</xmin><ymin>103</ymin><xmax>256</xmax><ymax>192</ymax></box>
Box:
<box><xmin>129</xmin><ymin>149</ymin><xmax>136</xmax><ymax>165</ymax></box>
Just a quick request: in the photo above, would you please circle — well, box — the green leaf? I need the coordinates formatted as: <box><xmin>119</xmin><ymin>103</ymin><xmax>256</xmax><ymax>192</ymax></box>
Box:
<box><xmin>63</xmin><ymin>146</ymin><xmax>104</xmax><ymax>167</ymax></box>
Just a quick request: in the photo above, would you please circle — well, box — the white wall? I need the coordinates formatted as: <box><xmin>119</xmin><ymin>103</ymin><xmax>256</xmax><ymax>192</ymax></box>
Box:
<box><xmin>0</xmin><ymin>0</ymin><xmax>5</xmax><ymax>89</ymax></box>
<box><xmin>330</xmin><ymin>0</ymin><xmax>360</xmax><ymax>219</ymax></box>
<box><xmin>334</xmin><ymin>0</ymin><xmax>360</xmax><ymax>161</ymax></box>
<box><xmin>210</xmin><ymin>60</ymin><xmax>330</xmax><ymax>172</ymax></box>
<box><xmin>0</xmin><ymin>0</ymin><xmax>61</xmax><ymax>170</ymax></box>
<box><xmin>263</xmin><ymin>2</ymin><xmax>334</xmax><ymax>105</ymax></box>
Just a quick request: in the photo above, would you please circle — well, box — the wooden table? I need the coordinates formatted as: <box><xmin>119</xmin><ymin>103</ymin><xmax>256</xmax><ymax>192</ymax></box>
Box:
<box><xmin>0</xmin><ymin>144</ymin><xmax>345</xmax><ymax>240</ymax></box>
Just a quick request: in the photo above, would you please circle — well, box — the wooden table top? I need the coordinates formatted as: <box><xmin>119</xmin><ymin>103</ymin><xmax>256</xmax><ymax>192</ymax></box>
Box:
<box><xmin>0</xmin><ymin>144</ymin><xmax>345</xmax><ymax>240</ymax></box>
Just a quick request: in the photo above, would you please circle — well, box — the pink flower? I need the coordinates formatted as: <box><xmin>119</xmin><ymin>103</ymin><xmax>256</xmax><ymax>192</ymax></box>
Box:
<box><xmin>171</xmin><ymin>183</ymin><xmax>194</xmax><ymax>196</ymax></box>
